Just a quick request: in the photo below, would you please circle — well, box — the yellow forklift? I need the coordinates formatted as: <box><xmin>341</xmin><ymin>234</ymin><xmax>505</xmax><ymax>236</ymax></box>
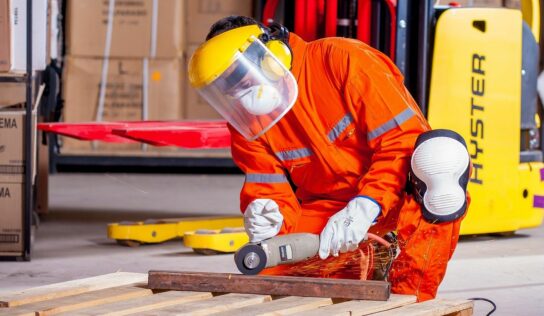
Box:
<box><xmin>427</xmin><ymin>0</ymin><xmax>544</xmax><ymax>234</ymax></box>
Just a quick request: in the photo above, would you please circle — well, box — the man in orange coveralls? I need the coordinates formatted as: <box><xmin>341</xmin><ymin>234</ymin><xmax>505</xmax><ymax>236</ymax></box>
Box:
<box><xmin>188</xmin><ymin>16</ymin><xmax>471</xmax><ymax>301</ymax></box>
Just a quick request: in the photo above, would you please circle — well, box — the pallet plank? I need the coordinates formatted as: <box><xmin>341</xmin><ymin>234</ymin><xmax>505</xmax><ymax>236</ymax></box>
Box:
<box><xmin>141</xmin><ymin>293</ymin><xmax>271</xmax><ymax>316</ymax></box>
<box><xmin>295</xmin><ymin>294</ymin><xmax>417</xmax><ymax>316</ymax></box>
<box><xmin>212</xmin><ymin>296</ymin><xmax>333</xmax><ymax>316</ymax></box>
<box><xmin>148</xmin><ymin>271</ymin><xmax>390</xmax><ymax>301</ymax></box>
<box><xmin>0</xmin><ymin>286</ymin><xmax>151</xmax><ymax>316</ymax></box>
<box><xmin>370</xmin><ymin>299</ymin><xmax>474</xmax><ymax>316</ymax></box>
<box><xmin>64</xmin><ymin>291</ymin><xmax>212</xmax><ymax>316</ymax></box>
<box><xmin>0</xmin><ymin>272</ymin><xmax>147</xmax><ymax>308</ymax></box>
<box><xmin>453</xmin><ymin>308</ymin><xmax>474</xmax><ymax>316</ymax></box>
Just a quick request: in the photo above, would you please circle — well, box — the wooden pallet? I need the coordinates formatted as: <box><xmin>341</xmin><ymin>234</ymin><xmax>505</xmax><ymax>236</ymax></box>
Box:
<box><xmin>0</xmin><ymin>272</ymin><xmax>473</xmax><ymax>316</ymax></box>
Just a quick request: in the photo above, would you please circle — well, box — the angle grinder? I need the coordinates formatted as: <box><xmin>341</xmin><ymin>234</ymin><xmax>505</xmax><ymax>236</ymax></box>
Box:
<box><xmin>234</xmin><ymin>232</ymin><xmax>396</xmax><ymax>275</ymax></box>
<box><xmin>234</xmin><ymin>233</ymin><xmax>320</xmax><ymax>275</ymax></box>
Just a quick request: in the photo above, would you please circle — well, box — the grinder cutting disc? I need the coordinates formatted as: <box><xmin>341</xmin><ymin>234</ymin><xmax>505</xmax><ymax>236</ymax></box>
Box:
<box><xmin>234</xmin><ymin>243</ymin><xmax>267</xmax><ymax>275</ymax></box>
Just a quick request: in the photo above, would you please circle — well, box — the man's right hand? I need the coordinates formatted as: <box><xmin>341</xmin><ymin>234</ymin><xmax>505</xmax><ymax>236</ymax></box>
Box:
<box><xmin>244</xmin><ymin>199</ymin><xmax>284</xmax><ymax>242</ymax></box>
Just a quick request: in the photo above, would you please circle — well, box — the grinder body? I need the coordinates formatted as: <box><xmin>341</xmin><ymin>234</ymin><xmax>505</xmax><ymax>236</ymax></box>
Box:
<box><xmin>235</xmin><ymin>233</ymin><xmax>320</xmax><ymax>275</ymax></box>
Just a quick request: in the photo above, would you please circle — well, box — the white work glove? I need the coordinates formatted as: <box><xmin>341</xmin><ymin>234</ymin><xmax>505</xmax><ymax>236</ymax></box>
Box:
<box><xmin>319</xmin><ymin>196</ymin><xmax>381</xmax><ymax>259</ymax></box>
<box><xmin>244</xmin><ymin>199</ymin><xmax>284</xmax><ymax>242</ymax></box>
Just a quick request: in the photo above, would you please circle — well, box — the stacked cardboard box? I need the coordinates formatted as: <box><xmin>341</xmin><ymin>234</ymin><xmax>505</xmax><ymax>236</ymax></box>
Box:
<box><xmin>0</xmin><ymin>0</ymin><xmax>45</xmax><ymax>255</ymax></box>
<box><xmin>0</xmin><ymin>0</ymin><xmax>8</xmax><ymax>72</ymax></box>
<box><xmin>0</xmin><ymin>81</ymin><xmax>25</xmax><ymax>109</ymax></box>
<box><xmin>184</xmin><ymin>0</ymin><xmax>253</xmax><ymax>119</ymax></box>
<box><xmin>62</xmin><ymin>57</ymin><xmax>184</xmax><ymax>152</ymax></box>
<box><xmin>504</xmin><ymin>0</ymin><xmax>521</xmax><ymax>8</ymax></box>
<box><xmin>0</xmin><ymin>0</ymin><xmax>47</xmax><ymax>109</ymax></box>
<box><xmin>451</xmin><ymin>0</ymin><xmax>520</xmax><ymax>7</ymax></box>
<box><xmin>63</xmin><ymin>0</ymin><xmax>185</xmax><ymax>153</ymax></box>
<box><xmin>62</xmin><ymin>0</ymin><xmax>253</xmax><ymax>154</ymax></box>
<box><xmin>0</xmin><ymin>0</ymin><xmax>48</xmax><ymax>73</ymax></box>
<box><xmin>0</xmin><ymin>105</ymin><xmax>37</xmax><ymax>255</ymax></box>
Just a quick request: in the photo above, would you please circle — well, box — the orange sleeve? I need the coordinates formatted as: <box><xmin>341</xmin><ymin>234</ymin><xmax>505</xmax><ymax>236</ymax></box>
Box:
<box><xmin>228</xmin><ymin>125</ymin><xmax>302</xmax><ymax>234</ymax></box>
<box><xmin>341</xmin><ymin>45</ymin><xmax>431</xmax><ymax>217</ymax></box>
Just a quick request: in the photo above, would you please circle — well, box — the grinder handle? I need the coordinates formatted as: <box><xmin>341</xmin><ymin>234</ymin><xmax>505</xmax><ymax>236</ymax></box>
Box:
<box><xmin>261</xmin><ymin>233</ymin><xmax>320</xmax><ymax>267</ymax></box>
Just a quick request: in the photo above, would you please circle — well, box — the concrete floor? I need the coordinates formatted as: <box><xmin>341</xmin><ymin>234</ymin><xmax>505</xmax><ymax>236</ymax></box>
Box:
<box><xmin>0</xmin><ymin>173</ymin><xmax>543</xmax><ymax>315</ymax></box>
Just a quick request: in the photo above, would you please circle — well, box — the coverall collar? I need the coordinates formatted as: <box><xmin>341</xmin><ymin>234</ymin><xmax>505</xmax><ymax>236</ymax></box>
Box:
<box><xmin>288</xmin><ymin>33</ymin><xmax>308</xmax><ymax>81</ymax></box>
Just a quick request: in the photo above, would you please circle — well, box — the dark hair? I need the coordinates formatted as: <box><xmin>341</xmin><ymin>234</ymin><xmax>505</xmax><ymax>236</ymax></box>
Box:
<box><xmin>206</xmin><ymin>16</ymin><xmax>264</xmax><ymax>41</ymax></box>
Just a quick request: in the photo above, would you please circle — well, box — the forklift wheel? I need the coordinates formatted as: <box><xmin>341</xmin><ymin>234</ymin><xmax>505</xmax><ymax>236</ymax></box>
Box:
<box><xmin>116</xmin><ymin>240</ymin><xmax>142</xmax><ymax>247</ymax></box>
<box><xmin>193</xmin><ymin>248</ymin><xmax>222</xmax><ymax>255</ymax></box>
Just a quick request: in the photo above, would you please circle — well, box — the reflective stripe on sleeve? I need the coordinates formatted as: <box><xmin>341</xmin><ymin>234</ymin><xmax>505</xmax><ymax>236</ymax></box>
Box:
<box><xmin>367</xmin><ymin>108</ymin><xmax>415</xmax><ymax>141</ymax></box>
<box><xmin>245</xmin><ymin>173</ymin><xmax>288</xmax><ymax>183</ymax></box>
<box><xmin>275</xmin><ymin>148</ymin><xmax>313</xmax><ymax>161</ymax></box>
<box><xmin>328</xmin><ymin>113</ymin><xmax>354</xmax><ymax>142</ymax></box>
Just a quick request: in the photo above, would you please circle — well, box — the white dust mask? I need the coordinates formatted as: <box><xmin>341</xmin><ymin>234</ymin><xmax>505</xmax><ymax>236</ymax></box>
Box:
<box><xmin>235</xmin><ymin>84</ymin><xmax>282</xmax><ymax>116</ymax></box>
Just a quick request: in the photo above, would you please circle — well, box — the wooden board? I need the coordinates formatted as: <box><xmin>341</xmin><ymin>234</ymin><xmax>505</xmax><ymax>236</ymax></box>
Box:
<box><xmin>371</xmin><ymin>299</ymin><xmax>474</xmax><ymax>316</ymax></box>
<box><xmin>0</xmin><ymin>273</ymin><xmax>473</xmax><ymax>316</ymax></box>
<box><xmin>212</xmin><ymin>296</ymin><xmax>333</xmax><ymax>316</ymax></box>
<box><xmin>0</xmin><ymin>286</ymin><xmax>151</xmax><ymax>316</ymax></box>
<box><xmin>296</xmin><ymin>294</ymin><xmax>418</xmax><ymax>316</ymax></box>
<box><xmin>66</xmin><ymin>291</ymin><xmax>212</xmax><ymax>316</ymax></box>
<box><xmin>0</xmin><ymin>272</ymin><xmax>147</xmax><ymax>308</ymax></box>
<box><xmin>140</xmin><ymin>293</ymin><xmax>271</xmax><ymax>315</ymax></box>
<box><xmin>148</xmin><ymin>271</ymin><xmax>391</xmax><ymax>301</ymax></box>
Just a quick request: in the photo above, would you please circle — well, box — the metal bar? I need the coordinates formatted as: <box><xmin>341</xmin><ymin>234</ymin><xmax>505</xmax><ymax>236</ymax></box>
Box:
<box><xmin>357</xmin><ymin>0</ymin><xmax>372</xmax><ymax>43</ymax></box>
<box><xmin>54</xmin><ymin>155</ymin><xmax>236</xmax><ymax>169</ymax></box>
<box><xmin>253</xmin><ymin>0</ymin><xmax>265</xmax><ymax>23</ymax></box>
<box><xmin>0</xmin><ymin>76</ymin><xmax>26</xmax><ymax>83</ymax></box>
<box><xmin>294</xmin><ymin>0</ymin><xmax>306</xmax><ymax>38</ymax></box>
<box><xmin>23</xmin><ymin>0</ymin><xmax>33</xmax><ymax>261</ymax></box>
<box><xmin>383</xmin><ymin>0</ymin><xmax>397</xmax><ymax>60</ymax></box>
<box><xmin>415</xmin><ymin>0</ymin><xmax>434</xmax><ymax>115</ymax></box>
<box><xmin>395</xmin><ymin>0</ymin><xmax>408</xmax><ymax>76</ymax></box>
<box><xmin>337</xmin><ymin>0</ymin><xmax>351</xmax><ymax>37</ymax></box>
<box><xmin>370</xmin><ymin>0</ymin><xmax>382</xmax><ymax>49</ymax></box>
<box><xmin>148</xmin><ymin>271</ymin><xmax>391</xmax><ymax>301</ymax></box>
<box><xmin>325</xmin><ymin>0</ymin><xmax>338</xmax><ymax>37</ymax></box>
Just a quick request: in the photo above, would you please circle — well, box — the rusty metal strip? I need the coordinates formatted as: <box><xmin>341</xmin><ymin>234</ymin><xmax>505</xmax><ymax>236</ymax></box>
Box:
<box><xmin>147</xmin><ymin>271</ymin><xmax>390</xmax><ymax>301</ymax></box>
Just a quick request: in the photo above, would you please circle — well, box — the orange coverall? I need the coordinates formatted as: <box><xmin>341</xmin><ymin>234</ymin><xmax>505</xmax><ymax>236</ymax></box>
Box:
<box><xmin>229</xmin><ymin>33</ymin><xmax>464</xmax><ymax>301</ymax></box>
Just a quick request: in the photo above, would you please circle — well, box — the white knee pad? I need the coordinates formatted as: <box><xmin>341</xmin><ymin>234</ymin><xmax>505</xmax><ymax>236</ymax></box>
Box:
<box><xmin>410</xmin><ymin>130</ymin><xmax>470</xmax><ymax>223</ymax></box>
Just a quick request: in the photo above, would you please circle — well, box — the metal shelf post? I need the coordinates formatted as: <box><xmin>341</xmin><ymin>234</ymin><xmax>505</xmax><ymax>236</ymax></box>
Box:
<box><xmin>22</xmin><ymin>0</ymin><xmax>33</xmax><ymax>260</ymax></box>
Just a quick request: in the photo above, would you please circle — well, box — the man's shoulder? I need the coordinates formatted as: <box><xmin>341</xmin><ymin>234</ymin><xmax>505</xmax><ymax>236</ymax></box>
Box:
<box><xmin>308</xmin><ymin>37</ymin><xmax>400</xmax><ymax>77</ymax></box>
<box><xmin>307</xmin><ymin>37</ymin><xmax>371</xmax><ymax>55</ymax></box>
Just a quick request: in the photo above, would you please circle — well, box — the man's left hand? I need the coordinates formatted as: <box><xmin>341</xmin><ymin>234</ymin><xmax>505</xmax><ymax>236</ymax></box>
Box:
<box><xmin>318</xmin><ymin>196</ymin><xmax>381</xmax><ymax>259</ymax></box>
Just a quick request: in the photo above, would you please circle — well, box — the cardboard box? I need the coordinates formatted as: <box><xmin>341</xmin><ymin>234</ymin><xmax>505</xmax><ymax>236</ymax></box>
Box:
<box><xmin>504</xmin><ymin>0</ymin><xmax>520</xmax><ymax>9</ymax></box>
<box><xmin>62</xmin><ymin>56</ymin><xmax>183</xmax><ymax>152</ymax></box>
<box><xmin>0</xmin><ymin>181</ymin><xmax>23</xmax><ymax>253</ymax></box>
<box><xmin>186</xmin><ymin>0</ymin><xmax>253</xmax><ymax>44</ymax></box>
<box><xmin>452</xmin><ymin>0</ymin><xmax>503</xmax><ymax>7</ymax></box>
<box><xmin>0</xmin><ymin>106</ymin><xmax>37</xmax><ymax>183</ymax></box>
<box><xmin>0</xmin><ymin>82</ymin><xmax>25</xmax><ymax>108</ymax></box>
<box><xmin>184</xmin><ymin>45</ymin><xmax>221</xmax><ymax>119</ymax></box>
<box><xmin>184</xmin><ymin>81</ymin><xmax>222</xmax><ymax>119</ymax></box>
<box><xmin>66</xmin><ymin>0</ymin><xmax>184</xmax><ymax>58</ymax></box>
<box><xmin>0</xmin><ymin>0</ymin><xmax>10</xmax><ymax>72</ymax></box>
<box><xmin>3</xmin><ymin>0</ymin><xmax>48</xmax><ymax>73</ymax></box>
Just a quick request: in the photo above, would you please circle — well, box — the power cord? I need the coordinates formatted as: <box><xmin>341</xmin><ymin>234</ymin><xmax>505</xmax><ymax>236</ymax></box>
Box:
<box><xmin>467</xmin><ymin>297</ymin><xmax>497</xmax><ymax>316</ymax></box>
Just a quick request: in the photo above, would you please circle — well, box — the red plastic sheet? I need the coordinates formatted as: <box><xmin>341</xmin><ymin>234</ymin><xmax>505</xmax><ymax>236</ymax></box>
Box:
<box><xmin>38</xmin><ymin>121</ymin><xmax>231</xmax><ymax>149</ymax></box>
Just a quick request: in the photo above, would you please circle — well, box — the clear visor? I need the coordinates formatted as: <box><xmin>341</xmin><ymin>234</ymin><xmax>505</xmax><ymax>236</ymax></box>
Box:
<box><xmin>196</xmin><ymin>38</ymin><xmax>298</xmax><ymax>141</ymax></box>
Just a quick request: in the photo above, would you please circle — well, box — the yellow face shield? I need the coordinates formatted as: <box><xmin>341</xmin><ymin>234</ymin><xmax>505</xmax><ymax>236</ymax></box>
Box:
<box><xmin>189</xmin><ymin>27</ymin><xmax>298</xmax><ymax>141</ymax></box>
